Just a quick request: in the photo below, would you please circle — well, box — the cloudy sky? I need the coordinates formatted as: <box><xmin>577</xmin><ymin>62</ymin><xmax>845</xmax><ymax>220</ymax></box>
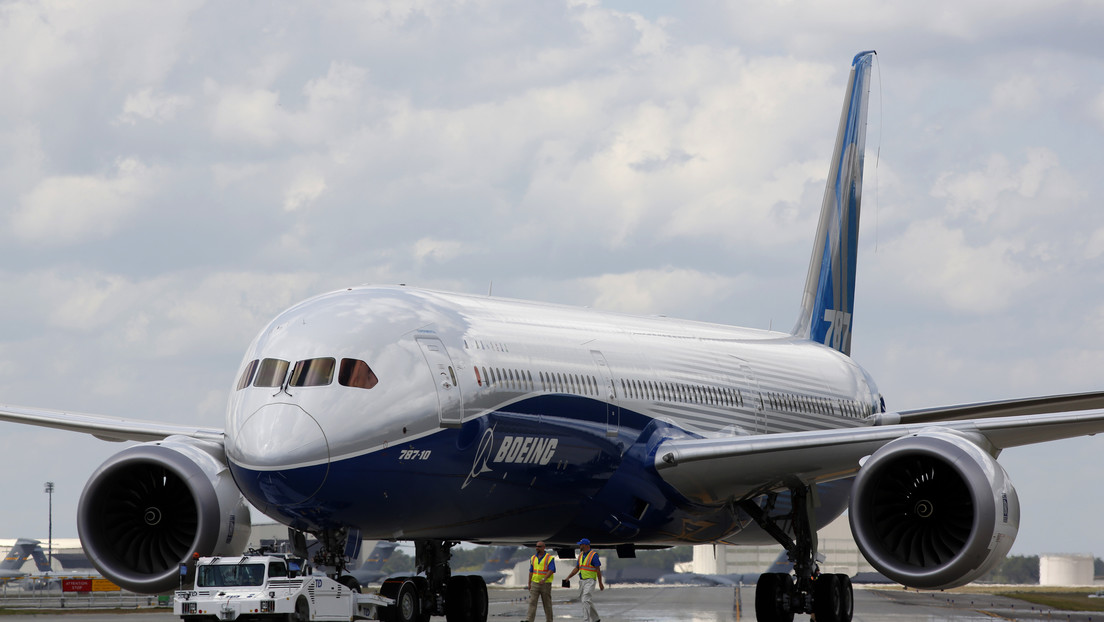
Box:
<box><xmin>2</xmin><ymin>1</ymin><xmax>1103</xmax><ymax>559</ymax></box>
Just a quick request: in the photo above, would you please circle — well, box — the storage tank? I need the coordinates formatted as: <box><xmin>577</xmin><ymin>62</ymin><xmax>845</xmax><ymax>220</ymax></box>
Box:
<box><xmin>1039</xmin><ymin>554</ymin><xmax>1094</xmax><ymax>586</ymax></box>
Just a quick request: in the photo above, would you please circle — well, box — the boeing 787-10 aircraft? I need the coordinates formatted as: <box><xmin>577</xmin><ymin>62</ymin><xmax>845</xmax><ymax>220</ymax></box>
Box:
<box><xmin>3</xmin><ymin>51</ymin><xmax>1104</xmax><ymax>622</ymax></box>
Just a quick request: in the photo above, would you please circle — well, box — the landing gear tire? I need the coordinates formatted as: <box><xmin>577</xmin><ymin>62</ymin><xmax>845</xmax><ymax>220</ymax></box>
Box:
<box><xmin>838</xmin><ymin>574</ymin><xmax>853</xmax><ymax>621</ymax></box>
<box><xmin>445</xmin><ymin>576</ymin><xmax>473</xmax><ymax>622</ymax></box>
<box><xmin>812</xmin><ymin>574</ymin><xmax>852</xmax><ymax>622</ymax></box>
<box><xmin>754</xmin><ymin>572</ymin><xmax>794</xmax><ymax>622</ymax></box>
<box><xmin>467</xmin><ymin>575</ymin><xmax>488</xmax><ymax>622</ymax></box>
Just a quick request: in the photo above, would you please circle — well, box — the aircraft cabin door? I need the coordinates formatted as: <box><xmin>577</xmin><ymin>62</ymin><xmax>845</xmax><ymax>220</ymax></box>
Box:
<box><xmin>416</xmin><ymin>337</ymin><xmax>463</xmax><ymax>428</ymax></box>
<box><xmin>735</xmin><ymin>359</ymin><xmax>765</xmax><ymax>434</ymax></box>
<box><xmin>591</xmin><ymin>351</ymin><xmax>619</xmax><ymax>437</ymax></box>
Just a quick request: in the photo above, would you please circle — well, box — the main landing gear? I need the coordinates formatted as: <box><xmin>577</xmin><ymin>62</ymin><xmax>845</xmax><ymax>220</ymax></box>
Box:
<box><xmin>379</xmin><ymin>540</ymin><xmax>488</xmax><ymax>622</ymax></box>
<box><xmin>307</xmin><ymin>532</ymin><xmax>488</xmax><ymax>622</ymax></box>
<box><xmin>738</xmin><ymin>485</ymin><xmax>853</xmax><ymax>622</ymax></box>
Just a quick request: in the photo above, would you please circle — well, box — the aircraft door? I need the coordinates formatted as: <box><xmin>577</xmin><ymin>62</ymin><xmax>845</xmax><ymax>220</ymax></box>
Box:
<box><xmin>591</xmin><ymin>351</ymin><xmax>619</xmax><ymax>437</ymax></box>
<box><xmin>737</xmin><ymin>360</ymin><xmax>765</xmax><ymax>433</ymax></box>
<box><xmin>417</xmin><ymin>337</ymin><xmax>463</xmax><ymax>428</ymax></box>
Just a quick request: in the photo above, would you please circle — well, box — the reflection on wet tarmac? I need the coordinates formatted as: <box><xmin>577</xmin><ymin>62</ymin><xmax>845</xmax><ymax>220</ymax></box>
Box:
<box><xmin>487</xmin><ymin>585</ymin><xmax>1104</xmax><ymax>622</ymax></box>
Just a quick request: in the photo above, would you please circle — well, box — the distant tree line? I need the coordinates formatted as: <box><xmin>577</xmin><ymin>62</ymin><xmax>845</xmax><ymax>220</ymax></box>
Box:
<box><xmin>374</xmin><ymin>544</ymin><xmax>694</xmax><ymax>575</ymax></box>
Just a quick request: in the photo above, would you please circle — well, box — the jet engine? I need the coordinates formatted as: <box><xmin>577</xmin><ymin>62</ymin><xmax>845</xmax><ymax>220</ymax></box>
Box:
<box><xmin>848</xmin><ymin>430</ymin><xmax>1019</xmax><ymax>589</ymax></box>
<box><xmin>77</xmin><ymin>436</ymin><xmax>251</xmax><ymax>593</ymax></box>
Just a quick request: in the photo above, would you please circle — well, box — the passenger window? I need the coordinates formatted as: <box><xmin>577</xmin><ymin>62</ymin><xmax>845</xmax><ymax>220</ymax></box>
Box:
<box><xmin>236</xmin><ymin>360</ymin><xmax>259</xmax><ymax>391</ymax></box>
<box><xmin>254</xmin><ymin>358</ymin><xmax>290</xmax><ymax>388</ymax></box>
<box><xmin>290</xmin><ymin>358</ymin><xmax>336</xmax><ymax>387</ymax></box>
<box><xmin>339</xmin><ymin>359</ymin><xmax>379</xmax><ymax>389</ymax></box>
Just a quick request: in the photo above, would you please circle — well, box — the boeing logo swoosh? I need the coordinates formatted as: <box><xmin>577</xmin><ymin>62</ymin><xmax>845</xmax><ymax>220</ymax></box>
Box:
<box><xmin>462</xmin><ymin>426</ymin><xmax>496</xmax><ymax>489</ymax></box>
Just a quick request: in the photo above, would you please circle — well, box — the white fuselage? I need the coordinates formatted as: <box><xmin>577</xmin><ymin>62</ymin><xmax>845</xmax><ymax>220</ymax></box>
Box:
<box><xmin>223</xmin><ymin>286</ymin><xmax>881</xmax><ymax>544</ymax></box>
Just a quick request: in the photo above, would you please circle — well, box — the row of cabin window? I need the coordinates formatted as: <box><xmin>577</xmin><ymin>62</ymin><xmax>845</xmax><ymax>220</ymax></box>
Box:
<box><xmin>235</xmin><ymin>357</ymin><xmax>379</xmax><ymax>391</ymax></box>
<box><xmin>765</xmin><ymin>391</ymin><xmax>864</xmax><ymax>418</ymax></box>
<box><xmin>475</xmin><ymin>366</ymin><xmax>598</xmax><ymax>397</ymax></box>
<box><xmin>621</xmin><ymin>377</ymin><xmax>744</xmax><ymax>408</ymax></box>
<box><xmin>475</xmin><ymin>364</ymin><xmax>747</xmax><ymax>409</ymax></box>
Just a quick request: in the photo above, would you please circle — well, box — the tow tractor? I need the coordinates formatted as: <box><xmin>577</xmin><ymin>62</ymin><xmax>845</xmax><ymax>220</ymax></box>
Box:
<box><xmin>174</xmin><ymin>553</ymin><xmax>392</xmax><ymax>621</ymax></box>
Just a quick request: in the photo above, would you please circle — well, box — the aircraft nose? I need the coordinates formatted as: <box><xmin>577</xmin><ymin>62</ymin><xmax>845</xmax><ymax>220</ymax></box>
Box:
<box><xmin>229</xmin><ymin>403</ymin><xmax>330</xmax><ymax>504</ymax></box>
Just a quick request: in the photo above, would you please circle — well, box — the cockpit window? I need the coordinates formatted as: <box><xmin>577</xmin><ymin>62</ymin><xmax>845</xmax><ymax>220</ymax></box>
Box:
<box><xmin>236</xmin><ymin>360</ymin><xmax>259</xmax><ymax>391</ymax></box>
<box><xmin>290</xmin><ymin>357</ymin><xmax>336</xmax><ymax>387</ymax></box>
<box><xmin>339</xmin><ymin>358</ymin><xmax>379</xmax><ymax>389</ymax></box>
<box><xmin>254</xmin><ymin>358</ymin><xmax>290</xmax><ymax>388</ymax></box>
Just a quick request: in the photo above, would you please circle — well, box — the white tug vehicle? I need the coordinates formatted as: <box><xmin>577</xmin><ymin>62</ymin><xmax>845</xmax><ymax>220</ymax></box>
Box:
<box><xmin>174</xmin><ymin>553</ymin><xmax>392</xmax><ymax>621</ymax></box>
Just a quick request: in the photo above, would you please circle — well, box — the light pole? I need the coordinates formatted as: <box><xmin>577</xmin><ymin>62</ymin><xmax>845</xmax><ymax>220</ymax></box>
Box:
<box><xmin>44</xmin><ymin>482</ymin><xmax>54</xmax><ymax>572</ymax></box>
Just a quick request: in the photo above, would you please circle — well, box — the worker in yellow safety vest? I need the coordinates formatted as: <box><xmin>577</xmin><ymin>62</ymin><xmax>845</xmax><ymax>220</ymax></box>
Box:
<box><xmin>564</xmin><ymin>538</ymin><xmax>604</xmax><ymax>622</ymax></box>
<box><xmin>526</xmin><ymin>541</ymin><xmax>556</xmax><ymax>622</ymax></box>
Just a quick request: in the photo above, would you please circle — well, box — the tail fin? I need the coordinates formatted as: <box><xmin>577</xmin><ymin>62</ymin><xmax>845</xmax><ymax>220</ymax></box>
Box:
<box><xmin>792</xmin><ymin>50</ymin><xmax>876</xmax><ymax>356</ymax></box>
<box><xmin>30</xmin><ymin>545</ymin><xmax>51</xmax><ymax>572</ymax></box>
<box><xmin>0</xmin><ymin>538</ymin><xmax>41</xmax><ymax>571</ymax></box>
<box><xmin>481</xmin><ymin>545</ymin><xmax>519</xmax><ymax>571</ymax></box>
<box><xmin>359</xmin><ymin>541</ymin><xmax>398</xmax><ymax>571</ymax></box>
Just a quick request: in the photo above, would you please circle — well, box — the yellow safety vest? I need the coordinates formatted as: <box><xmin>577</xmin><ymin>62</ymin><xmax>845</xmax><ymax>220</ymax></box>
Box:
<box><xmin>530</xmin><ymin>553</ymin><xmax>554</xmax><ymax>583</ymax></box>
<box><xmin>578</xmin><ymin>550</ymin><xmax>599</xmax><ymax>580</ymax></box>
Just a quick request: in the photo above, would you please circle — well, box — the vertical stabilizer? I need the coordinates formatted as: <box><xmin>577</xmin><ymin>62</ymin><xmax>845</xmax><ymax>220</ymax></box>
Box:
<box><xmin>0</xmin><ymin>538</ymin><xmax>40</xmax><ymax>571</ymax></box>
<box><xmin>30</xmin><ymin>545</ymin><xmax>51</xmax><ymax>572</ymax></box>
<box><xmin>359</xmin><ymin>540</ymin><xmax>398</xmax><ymax>571</ymax></box>
<box><xmin>792</xmin><ymin>51</ymin><xmax>876</xmax><ymax>356</ymax></box>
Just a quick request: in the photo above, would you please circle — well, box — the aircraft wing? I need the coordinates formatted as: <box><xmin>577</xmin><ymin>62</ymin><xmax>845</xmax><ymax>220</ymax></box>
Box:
<box><xmin>0</xmin><ymin>403</ymin><xmax>224</xmax><ymax>443</ymax></box>
<box><xmin>888</xmin><ymin>390</ymin><xmax>1104</xmax><ymax>424</ymax></box>
<box><xmin>652</xmin><ymin>408</ymin><xmax>1104</xmax><ymax>505</ymax></box>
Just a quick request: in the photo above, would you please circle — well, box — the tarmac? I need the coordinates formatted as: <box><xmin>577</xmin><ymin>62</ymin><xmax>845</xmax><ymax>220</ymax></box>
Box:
<box><xmin>2</xmin><ymin>584</ymin><xmax>1104</xmax><ymax>621</ymax></box>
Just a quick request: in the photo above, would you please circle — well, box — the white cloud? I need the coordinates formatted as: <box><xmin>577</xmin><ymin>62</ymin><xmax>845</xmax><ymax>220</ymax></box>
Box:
<box><xmin>872</xmin><ymin>219</ymin><xmax>1041</xmax><ymax>314</ymax></box>
<box><xmin>208</xmin><ymin>82</ymin><xmax>285</xmax><ymax>146</ymax></box>
<box><xmin>413</xmin><ymin>238</ymin><xmax>471</xmax><ymax>264</ymax></box>
<box><xmin>930</xmin><ymin>148</ymin><xmax>1079</xmax><ymax>227</ymax></box>
<box><xmin>11</xmin><ymin>158</ymin><xmax>160</xmax><ymax>244</ymax></box>
<box><xmin>1086</xmin><ymin>228</ymin><xmax>1104</xmax><ymax>260</ymax></box>
<box><xmin>1091</xmin><ymin>89</ymin><xmax>1104</xmax><ymax>130</ymax></box>
<box><xmin>115</xmin><ymin>88</ymin><xmax>192</xmax><ymax>125</ymax></box>
<box><xmin>580</xmin><ymin>268</ymin><xmax>739</xmax><ymax>316</ymax></box>
<box><xmin>1</xmin><ymin>0</ymin><xmax>1103</xmax><ymax>556</ymax></box>
<box><xmin>283</xmin><ymin>173</ymin><xmax>327</xmax><ymax>211</ymax></box>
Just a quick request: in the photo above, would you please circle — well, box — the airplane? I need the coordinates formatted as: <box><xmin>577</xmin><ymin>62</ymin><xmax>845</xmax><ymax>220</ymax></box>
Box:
<box><xmin>348</xmin><ymin>540</ymin><xmax>400</xmax><ymax>585</ymax></box>
<box><xmin>470</xmin><ymin>545</ymin><xmax>520</xmax><ymax>585</ymax></box>
<box><xmin>656</xmin><ymin>550</ymin><xmax>822</xmax><ymax>587</ymax></box>
<box><xmin>3</xmin><ymin>49</ymin><xmax>1104</xmax><ymax>622</ymax></box>
<box><xmin>0</xmin><ymin>539</ymin><xmax>47</xmax><ymax>583</ymax></box>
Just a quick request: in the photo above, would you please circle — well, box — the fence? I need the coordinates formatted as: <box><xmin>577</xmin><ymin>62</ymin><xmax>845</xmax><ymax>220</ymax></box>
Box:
<box><xmin>0</xmin><ymin>589</ymin><xmax>171</xmax><ymax>610</ymax></box>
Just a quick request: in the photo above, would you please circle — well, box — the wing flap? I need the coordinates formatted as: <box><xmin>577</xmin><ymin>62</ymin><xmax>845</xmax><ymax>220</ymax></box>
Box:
<box><xmin>0</xmin><ymin>403</ymin><xmax>224</xmax><ymax>443</ymax></box>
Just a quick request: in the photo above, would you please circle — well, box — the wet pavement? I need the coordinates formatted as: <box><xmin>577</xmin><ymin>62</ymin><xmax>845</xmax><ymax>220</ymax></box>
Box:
<box><xmin>2</xmin><ymin>584</ymin><xmax>1103</xmax><ymax>621</ymax></box>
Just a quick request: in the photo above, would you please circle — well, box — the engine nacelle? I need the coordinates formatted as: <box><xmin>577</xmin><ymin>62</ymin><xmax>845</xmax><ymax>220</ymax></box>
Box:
<box><xmin>848</xmin><ymin>430</ymin><xmax>1019</xmax><ymax>589</ymax></box>
<box><xmin>77</xmin><ymin>436</ymin><xmax>252</xmax><ymax>593</ymax></box>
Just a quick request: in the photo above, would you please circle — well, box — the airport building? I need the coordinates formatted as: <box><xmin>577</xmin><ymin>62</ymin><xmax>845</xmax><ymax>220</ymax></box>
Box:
<box><xmin>681</xmin><ymin>514</ymin><xmax>879</xmax><ymax>577</ymax></box>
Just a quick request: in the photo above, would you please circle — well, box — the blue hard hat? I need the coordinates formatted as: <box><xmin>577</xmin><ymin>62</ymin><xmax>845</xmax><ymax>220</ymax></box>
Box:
<box><xmin>577</xmin><ymin>538</ymin><xmax>590</xmax><ymax>546</ymax></box>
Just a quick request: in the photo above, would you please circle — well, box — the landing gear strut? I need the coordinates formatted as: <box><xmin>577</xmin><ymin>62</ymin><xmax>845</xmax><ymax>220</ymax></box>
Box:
<box><xmin>378</xmin><ymin>540</ymin><xmax>488</xmax><ymax>622</ymax></box>
<box><xmin>739</xmin><ymin>485</ymin><xmax>853</xmax><ymax>622</ymax></box>
<box><xmin>305</xmin><ymin>527</ymin><xmax>363</xmax><ymax>593</ymax></box>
